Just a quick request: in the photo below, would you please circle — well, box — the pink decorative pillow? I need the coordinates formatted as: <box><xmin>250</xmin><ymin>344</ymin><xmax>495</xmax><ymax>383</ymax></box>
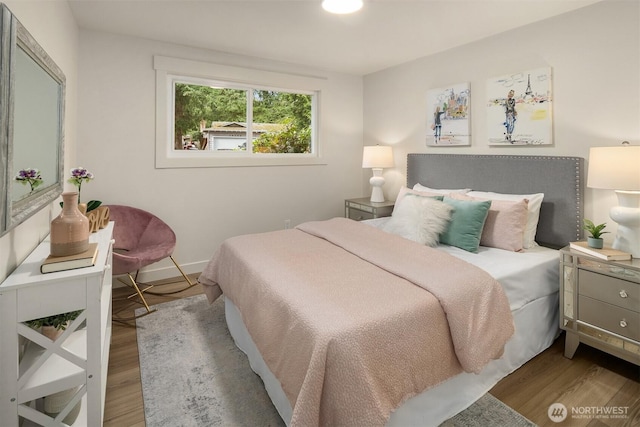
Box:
<box><xmin>467</xmin><ymin>191</ymin><xmax>543</xmax><ymax>249</ymax></box>
<box><xmin>449</xmin><ymin>193</ymin><xmax>528</xmax><ymax>252</ymax></box>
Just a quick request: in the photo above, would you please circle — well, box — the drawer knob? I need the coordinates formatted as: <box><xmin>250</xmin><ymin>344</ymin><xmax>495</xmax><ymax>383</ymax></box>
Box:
<box><xmin>620</xmin><ymin>319</ymin><xmax>627</xmax><ymax>328</ymax></box>
<box><xmin>619</xmin><ymin>290</ymin><xmax>628</xmax><ymax>298</ymax></box>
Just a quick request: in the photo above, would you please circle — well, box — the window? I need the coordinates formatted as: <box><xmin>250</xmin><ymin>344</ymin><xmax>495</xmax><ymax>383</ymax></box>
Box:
<box><xmin>174</xmin><ymin>81</ymin><xmax>312</xmax><ymax>154</ymax></box>
<box><xmin>154</xmin><ymin>56</ymin><xmax>325</xmax><ymax>168</ymax></box>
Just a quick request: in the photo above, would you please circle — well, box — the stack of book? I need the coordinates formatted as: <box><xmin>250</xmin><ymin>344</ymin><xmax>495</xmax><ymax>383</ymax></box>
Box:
<box><xmin>40</xmin><ymin>243</ymin><xmax>99</xmax><ymax>273</ymax></box>
<box><xmin>569</xmin><ymin>241</ymin><xmax>632</xmax><ymax>261</ymax></box>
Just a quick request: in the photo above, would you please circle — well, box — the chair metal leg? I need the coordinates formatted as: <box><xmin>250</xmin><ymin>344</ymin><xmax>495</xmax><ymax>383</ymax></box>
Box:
<box><xmin>112</xmin><ymin>256</ymin><xmax>196</xmax><ymax>323</ymax></box>
<box><xmin>117</xmin><ymin>270</ymin><xmax>155</xmax><ymax>298</ymax></box>
<box><xmin>144</xmin><ymin>256</ymin><xmax>199</xmax><ymax>296</ymax></box>
<box><xmin>112</xmin><ymin>272</ymin><xmax>157</xmax><ymax>323</ymax></box>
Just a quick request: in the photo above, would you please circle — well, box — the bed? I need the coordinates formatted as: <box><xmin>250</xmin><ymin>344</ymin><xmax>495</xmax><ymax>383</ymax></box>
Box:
<box><xmin>199</xmin><ymin>154</ymin><xmax>585</xmax><ymax>426</ymax></box>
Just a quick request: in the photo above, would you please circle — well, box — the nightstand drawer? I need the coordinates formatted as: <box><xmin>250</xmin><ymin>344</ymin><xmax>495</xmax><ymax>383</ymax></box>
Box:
<box><xmin>348</xmin><ymin>209</ymin><xmax>374</xmax><ymax>221</ymax></box>
<box><xmin>346</xmin><ymin>201</ymin><xmax>373</xmax><ymax>213</ymax></box>
<box><xmin>579</xmin><ymin>269</ymin><xmax>639</xmax><ymax>312</ymax></box>
<box><xmin>345</xmin><ymin>198</ymin><xmax>394</xmax><ymax>221</ymax></box>
<box><xmin>579</xmin><ymin>296</ymin><xmax>640</xmax><ymax>341</ymax></box>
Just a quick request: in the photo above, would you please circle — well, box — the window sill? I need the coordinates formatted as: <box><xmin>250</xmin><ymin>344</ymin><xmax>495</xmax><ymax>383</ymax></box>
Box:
<box><xmin>155</xmin><ymin>152</ymin><xmax>327</xmax><ymax>168</ymax></box>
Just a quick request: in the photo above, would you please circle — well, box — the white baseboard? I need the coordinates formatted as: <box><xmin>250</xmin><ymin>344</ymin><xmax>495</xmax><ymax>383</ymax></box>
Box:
<box><xmin>111</xmin><ymin>259</ymin><xmax>209</xmax><ymax>288</ymax></box>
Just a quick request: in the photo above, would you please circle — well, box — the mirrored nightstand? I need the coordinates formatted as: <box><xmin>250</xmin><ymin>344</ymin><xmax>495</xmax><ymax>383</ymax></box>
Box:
<box><xmin>345</xmin><ymin>197</ymin><xmax>394</xmax><ymax>221</ymax></box>
<box><xmin>559</xmin><ymin>246</ymin><xmax>639</xmax><ymax>365</ymax></box>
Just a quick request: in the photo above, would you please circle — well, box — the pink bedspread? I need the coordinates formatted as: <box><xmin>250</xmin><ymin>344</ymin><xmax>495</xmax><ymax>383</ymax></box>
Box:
<box><xmin>199</xmin><ymin>218</ymin><xmax>514</xmax><ymax>426</ymax></box>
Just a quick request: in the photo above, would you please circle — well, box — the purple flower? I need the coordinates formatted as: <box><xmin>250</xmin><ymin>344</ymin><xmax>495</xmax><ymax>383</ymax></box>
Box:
<box><xmin>15</xmin><ymin>168</ymin><xmax>43</xmax><ymax>193</ymax></box>
<box><xmin>69</xmin><ymin>167</ymin><xmax>94</xmax><ymax>183</ymax></box>
<box><xmin>68</xmin><ymin>167</ymin><xmax>95</xmax><ymax>203</ymax></box>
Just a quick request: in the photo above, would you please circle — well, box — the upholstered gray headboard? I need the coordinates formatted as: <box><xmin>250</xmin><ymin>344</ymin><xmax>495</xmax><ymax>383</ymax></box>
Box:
<box><xmin>407</xmin><ymin>154</ymin><xmax>585</xmax><ymax>249</ymax></box>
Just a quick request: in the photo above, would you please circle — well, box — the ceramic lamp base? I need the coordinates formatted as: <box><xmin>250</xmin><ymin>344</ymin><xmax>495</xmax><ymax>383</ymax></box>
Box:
<box><xmin>369</xmin><ymin>168</ymin><xmax>386</xmax><ymax>203</ymax></box>
<box><xmin>610</xmin><ymin>191</ymin><xmax>640</xmax><ymax>258</ymax></box>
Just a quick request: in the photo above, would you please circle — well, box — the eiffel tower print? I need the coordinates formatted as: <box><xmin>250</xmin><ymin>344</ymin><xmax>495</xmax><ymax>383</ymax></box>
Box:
<box><xmin>524</xmin><ymin>74</ymin><xmax>533</xmax><ymax>99</ymax></box>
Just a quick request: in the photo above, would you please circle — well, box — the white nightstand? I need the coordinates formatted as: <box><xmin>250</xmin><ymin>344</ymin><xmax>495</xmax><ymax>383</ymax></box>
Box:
<box><xmin>345</xmin><ymin>197</ymin><xmax>394</xmax><ymax>221</ymax></box>
<box><xmin>559</xmin><ymin>246</ymin><xmax>639</xmax><ymax>365</ymax></box>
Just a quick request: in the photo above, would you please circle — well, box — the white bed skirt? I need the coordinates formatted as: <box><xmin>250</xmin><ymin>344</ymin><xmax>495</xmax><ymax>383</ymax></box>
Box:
<box><xmin>224</xmin><ymin>291</ymin><xmax>559</xmax><ymax>426</ymax></box>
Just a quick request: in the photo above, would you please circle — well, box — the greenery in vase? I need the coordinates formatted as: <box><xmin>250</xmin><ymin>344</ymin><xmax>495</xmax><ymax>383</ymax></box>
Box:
<box><xmin>26</xmin><ymin>310</ymin><xmax>82</xmax><ymax>331</ymax></box>
<box><xmin>582</xmin><ymin>219</ymin><xmax>609</xmax><ymax>239</ymax></box>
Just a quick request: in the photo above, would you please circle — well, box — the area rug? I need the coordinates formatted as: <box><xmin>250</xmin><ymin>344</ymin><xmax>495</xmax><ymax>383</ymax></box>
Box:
<box><xmin>136</xmin><ymin>294</ymin><xmax>537</xmax><ymax>427</ymax></box>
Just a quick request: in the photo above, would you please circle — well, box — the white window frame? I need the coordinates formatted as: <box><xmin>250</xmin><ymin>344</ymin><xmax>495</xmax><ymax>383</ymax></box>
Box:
<box><xmin>154</xmin><ymin>55</ymin><xmax>326</xmax><ymax>168</ymax></box>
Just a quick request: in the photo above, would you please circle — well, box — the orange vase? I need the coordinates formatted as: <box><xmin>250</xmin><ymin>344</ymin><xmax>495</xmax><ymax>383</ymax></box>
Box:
<box><xmin>50</xmin><ymin>192</ymin><xmax>90</xmax><ymax>256</ymax></box>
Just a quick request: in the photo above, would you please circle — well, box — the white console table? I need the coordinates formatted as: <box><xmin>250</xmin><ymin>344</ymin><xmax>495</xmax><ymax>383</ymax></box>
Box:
<box><xmin>0</xmin><ymin>223</ymin><xmax>114</xmax><ymax>426</ymax></box>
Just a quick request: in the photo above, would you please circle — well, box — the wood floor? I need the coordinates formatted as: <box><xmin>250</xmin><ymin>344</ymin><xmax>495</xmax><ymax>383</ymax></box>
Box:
<box><xmin>105</xmin><ymin>276</ymin><xmax>640</xmax><ymax>427</ymax></box>
<box><xmin>105</xmin><ymin>276</ymin><xmax>204</xmax><ymax>427</ymax></box>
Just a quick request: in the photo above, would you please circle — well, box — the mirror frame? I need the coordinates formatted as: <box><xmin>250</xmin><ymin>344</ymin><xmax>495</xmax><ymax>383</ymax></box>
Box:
<box><xmin>0</xmin><ymin>3</ymin><xmax>65</xmax><ymax>236</ymax></box>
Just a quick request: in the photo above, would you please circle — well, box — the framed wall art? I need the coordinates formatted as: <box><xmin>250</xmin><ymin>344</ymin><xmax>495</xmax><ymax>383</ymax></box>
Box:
<box><xmin>486</xmin><ymin>67</ymin><xmax>552</xmax><ymax>145</ymax></box>
<box><xmin>426</xmin><ymin>82</ymin><xmax>470</xmax><ymax>146</ymax></box>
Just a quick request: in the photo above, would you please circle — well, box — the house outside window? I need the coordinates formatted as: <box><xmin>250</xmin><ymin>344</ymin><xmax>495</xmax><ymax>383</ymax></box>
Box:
<box><xmin>154</xmin><ymin>56</ymin><xmax>325</xmax><ymax>168</ymax></box>
<box><xmin>197</xmin><ymin>121</ymin><xmax>287</xmax><ymax>151</ymax></box>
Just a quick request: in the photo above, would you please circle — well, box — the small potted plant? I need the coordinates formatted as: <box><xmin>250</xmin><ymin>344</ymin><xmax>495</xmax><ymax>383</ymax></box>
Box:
<box><xmin>582</xmin><ymin>219</ymin><xmax>608</xmax><ymax>249</ymax></box>
<box><xmin>26</xmin><ymin>310</ymin><xmax>82</xmax><ymax>340</ymax></box>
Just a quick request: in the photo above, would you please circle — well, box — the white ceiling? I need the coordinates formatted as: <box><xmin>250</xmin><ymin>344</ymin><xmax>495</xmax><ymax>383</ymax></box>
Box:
<box><xmin>68</xmin><ymin>0</ymin><xmax>601</xmax><ymax>75</ymax></box>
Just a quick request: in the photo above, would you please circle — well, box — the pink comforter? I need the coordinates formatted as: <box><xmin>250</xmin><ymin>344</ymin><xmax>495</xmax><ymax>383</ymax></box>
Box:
<box><xmin>199</xmin><ymin>217</ymin><xmax>514</xmax><ymax>426</ymax></box>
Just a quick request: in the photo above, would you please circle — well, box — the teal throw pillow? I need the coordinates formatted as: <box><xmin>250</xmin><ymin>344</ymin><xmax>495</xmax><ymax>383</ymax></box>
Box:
<box><xmin>440</xmin><ymin>197</ymin><xmax>491</xmax><ymax>253</ymax></box>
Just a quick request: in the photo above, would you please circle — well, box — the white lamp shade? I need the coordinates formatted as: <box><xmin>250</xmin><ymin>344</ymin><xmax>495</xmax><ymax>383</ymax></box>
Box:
<box><xmin>322</xmin><ymin>0</ymin><xmax>363</xmax><ymax>14</ymax></box>
<box><xmin>587</xmin><ymin>145</ymin><xmax>640</xmax><ymax>191</ymax></box>
<box><xmin>362</xmin><ymin>145</ymin><xmax>394</xmax><ymax>169</ymax></box>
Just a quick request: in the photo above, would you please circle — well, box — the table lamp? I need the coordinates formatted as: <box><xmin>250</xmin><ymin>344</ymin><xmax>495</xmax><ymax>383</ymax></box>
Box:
<box><xmin>587</xmin><ymin>143</ymin><xmax>640</xmax><ymax>257</ymax></box>
<box><xmin>362</xmin><ymin>145</ymin><xmax>394</xmax><ymax>203</ymax></box>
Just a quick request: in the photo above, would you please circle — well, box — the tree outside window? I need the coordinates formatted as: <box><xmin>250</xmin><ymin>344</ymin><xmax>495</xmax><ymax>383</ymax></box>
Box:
<box><xmin>174</xmin><ymin>82</ymin><xmax>312</xmax><ymax>154</ymax></box>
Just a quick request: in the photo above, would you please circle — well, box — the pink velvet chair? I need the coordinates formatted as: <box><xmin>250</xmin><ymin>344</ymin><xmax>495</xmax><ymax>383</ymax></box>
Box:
<box><xmin>107</xmin><ymin>205</ymin><xmax>197</xmax><ymax>321</ymax></box>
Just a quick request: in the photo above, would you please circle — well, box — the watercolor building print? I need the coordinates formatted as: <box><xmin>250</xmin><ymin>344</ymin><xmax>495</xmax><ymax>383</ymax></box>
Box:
<box><xmin>426</xmin><ymin>83</ymin><xmax>470</xmax><ymax>146</ymax></box>
<box><xmin>486</xmin><ymin>67</ymin><xmax>552</xmax><ymax>145</ymax></box>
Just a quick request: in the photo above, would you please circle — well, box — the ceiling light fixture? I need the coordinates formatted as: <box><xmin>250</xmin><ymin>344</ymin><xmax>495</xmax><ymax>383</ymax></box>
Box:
<box><xmin>322</xmin><ymin>0</ymin><xmax>363</xmax><ymax>14</ymax></box>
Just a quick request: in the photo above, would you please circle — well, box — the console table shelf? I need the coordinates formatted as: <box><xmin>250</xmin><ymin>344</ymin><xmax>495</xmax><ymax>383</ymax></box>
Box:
<box><xmin>0</xmin><ymin>223</ymin><xmax>114</xmax><ymax>427</ymax></box>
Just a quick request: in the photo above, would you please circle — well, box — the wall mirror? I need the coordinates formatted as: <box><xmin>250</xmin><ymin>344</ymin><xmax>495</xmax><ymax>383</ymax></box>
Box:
<box><xmin>0</xmin><ymin>3</ymin><xmax>65</xmax><ymax>236</ymax></box>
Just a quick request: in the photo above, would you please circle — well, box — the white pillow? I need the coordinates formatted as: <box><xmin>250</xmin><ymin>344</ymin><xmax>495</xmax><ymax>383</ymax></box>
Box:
<box><xmin>413</xmin><ymin>183</ymin><xmax>471</xmax><ymax>194</ymax></box>
<box><xmin>383</xmin><ymin>194</ymin><xmax>453</xmax><ymax>246</ymax></box>
<box><xmin>467</xmin><ymin>191</ymin><xmax>544</xmax><ymax>249</ymax></box>
<box><xmin>394</xmin><ymin>186</ymin><xmax>444</xmax><ymax>205</ymax></box>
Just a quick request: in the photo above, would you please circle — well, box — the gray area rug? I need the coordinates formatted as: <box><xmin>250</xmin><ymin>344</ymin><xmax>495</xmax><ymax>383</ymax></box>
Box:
<box><xmin>136</xmin><ymin>294</ymin><xmax>537</xmax><ymax>427</ymax></box>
